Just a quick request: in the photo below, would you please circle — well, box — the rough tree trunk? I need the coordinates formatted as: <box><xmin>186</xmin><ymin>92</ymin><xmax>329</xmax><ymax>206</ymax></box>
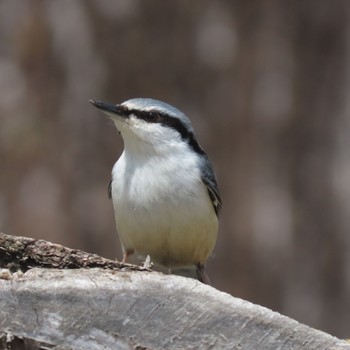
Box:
<box><xmin>0</xmin><ymin>233</ymin><xmax>349</xmax><ymax>350</ymax></box>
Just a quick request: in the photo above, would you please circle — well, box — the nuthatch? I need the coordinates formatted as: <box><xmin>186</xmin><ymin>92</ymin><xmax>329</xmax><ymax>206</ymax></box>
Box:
<box><xmin>90</xmin><ymin>98</ymin><xmax>221</xmax><ymax>283</ymax></box>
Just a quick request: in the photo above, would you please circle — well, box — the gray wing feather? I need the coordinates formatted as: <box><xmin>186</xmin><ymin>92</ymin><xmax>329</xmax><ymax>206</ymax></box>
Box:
<box><xmin>200</xmin><ymin>156</ymin><xmax>222</xmax><ymax>217</ymax></box>
<box><xmin>108</xmin><ymin>180</ymin><xmax>112</xmax><ymax>199</ymax></box>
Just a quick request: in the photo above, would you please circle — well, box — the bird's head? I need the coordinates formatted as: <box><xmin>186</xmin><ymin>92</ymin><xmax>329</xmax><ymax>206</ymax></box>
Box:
<box><xmin>90</xmin><ymin>98</ymin><xmax>204</xmax><ymax>156</ymax></box>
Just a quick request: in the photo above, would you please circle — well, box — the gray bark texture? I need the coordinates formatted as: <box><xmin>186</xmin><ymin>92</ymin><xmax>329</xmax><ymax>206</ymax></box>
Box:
<box><xmin>0</xmin><ymin>233</ymin><xmax>349</xmax><ymax>350</ymax></box>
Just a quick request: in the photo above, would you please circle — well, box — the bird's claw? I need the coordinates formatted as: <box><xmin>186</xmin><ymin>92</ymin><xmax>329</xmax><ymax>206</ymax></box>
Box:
<box><xmin>142</xmin><ymin>255</ymin><xmax>153</xmax><ymax>270</ymax></box>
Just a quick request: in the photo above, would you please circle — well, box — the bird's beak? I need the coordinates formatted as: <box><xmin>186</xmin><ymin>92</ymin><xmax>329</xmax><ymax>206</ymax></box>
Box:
<box><xmin>89</xmin><ymin>99</ymin><xmax>128</xmax><ymax>120</ymax></box>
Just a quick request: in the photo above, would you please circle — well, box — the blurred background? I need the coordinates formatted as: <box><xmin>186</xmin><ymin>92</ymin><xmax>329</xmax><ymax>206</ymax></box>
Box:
<box><xmin>1</xmin><ymin>0</ymin><xmax>350</xmax><ymax>337</ymax></box>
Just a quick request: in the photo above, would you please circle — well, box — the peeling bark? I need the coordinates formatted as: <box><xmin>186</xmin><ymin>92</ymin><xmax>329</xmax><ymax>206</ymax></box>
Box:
<box><xmin>0</xmin><ymin>232</ymin><xmax>147</xmax><ymax>273</ymax></box>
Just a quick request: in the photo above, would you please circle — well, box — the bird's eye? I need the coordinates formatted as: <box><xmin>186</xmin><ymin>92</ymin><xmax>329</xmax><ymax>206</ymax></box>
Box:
<box><xmin>145</xmin><ymin>112</ymin><xmax>160</xmax><ymax>123</ymax></box>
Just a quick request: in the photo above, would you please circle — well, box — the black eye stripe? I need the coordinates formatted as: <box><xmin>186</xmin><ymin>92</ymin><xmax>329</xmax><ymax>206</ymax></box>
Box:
<box><xmin>145</xmin><ymin>111</ymin><xmax>162</xmax><ymax>123</ymax></box>
<box><xmin>126</xmin><ymin>109</ymin><xmax>162</xmax><ymax>122</ymax></box>
<box><xmin>162</xmin><ymin>117</ymin><xmax>206</xmax><ymax>155</ymax></box>
<box><xmin>125</xmin><ymin>108</ymin><xmax>206</xmax><ymax>156</ymax></box>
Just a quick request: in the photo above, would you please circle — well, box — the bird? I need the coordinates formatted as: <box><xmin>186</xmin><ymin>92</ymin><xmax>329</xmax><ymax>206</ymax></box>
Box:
<box><xmin>89</xmin><ymin>98</ymin><xmax>221</xmax><ymax>283</ymax></box>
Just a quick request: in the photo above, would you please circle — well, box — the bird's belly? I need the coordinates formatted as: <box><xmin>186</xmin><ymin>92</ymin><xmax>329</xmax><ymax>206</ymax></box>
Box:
<box><xmin>113</xmin><ymin>182</ymin><xmax>218</xmax><ymax>267</ymax></box>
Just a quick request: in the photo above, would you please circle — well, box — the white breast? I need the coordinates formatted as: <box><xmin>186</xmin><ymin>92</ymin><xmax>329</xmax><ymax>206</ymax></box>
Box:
<box><xmin>111</xmin><ymin>148</ymin><xmax>218</xmax><ymax>268</ymax></box>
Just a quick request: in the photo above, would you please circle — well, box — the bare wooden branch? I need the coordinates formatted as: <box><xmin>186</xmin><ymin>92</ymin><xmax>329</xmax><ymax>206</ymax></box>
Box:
<box><xmin>0</xmin><ymin>232</ymin><xmax>148</xmax><ymax>273</ymax></box>
<box><xmin>0</xmin><ymin>233</ymin><xmax>349</xmax><ymax>350</ymax></box>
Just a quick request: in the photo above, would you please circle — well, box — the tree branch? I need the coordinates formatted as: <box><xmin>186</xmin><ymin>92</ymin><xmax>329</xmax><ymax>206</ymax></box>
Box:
<box><xmin>0</xmin><ymin>233</ymin><xmax>349</xmax><ymax>350</ymax></box>
<box><xmin>0</xmin><ymin>232</ymin><xmax>147</xmax><ymax>272</ymax></box>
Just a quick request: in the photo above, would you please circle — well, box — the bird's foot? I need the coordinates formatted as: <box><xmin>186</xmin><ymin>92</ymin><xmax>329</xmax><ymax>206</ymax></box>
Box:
<box><xmin>141</xmin><ymin>255</ymin><xmax>153</xmax><ymax>270</ymax></box>
<box><xmin>121</xmin><ymin>249</ymin><xmax>134</xmax><ymax>264</ymax></box>
<box><xmin>196</xmin><ymin>264</ymin><xmax>211</xmax><ymax>284</ymax></box>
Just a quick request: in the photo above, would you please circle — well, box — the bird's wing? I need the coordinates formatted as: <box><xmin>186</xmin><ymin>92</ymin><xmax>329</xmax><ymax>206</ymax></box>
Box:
<box><xmin>200</xmin><ymin>156</ymin><xmax>222</xmax><ymax>217</ymax></box>
<box><xmin>108</xmin><ymin>180</ymin><xmax>112</xmax><ymax>199</ymax></box>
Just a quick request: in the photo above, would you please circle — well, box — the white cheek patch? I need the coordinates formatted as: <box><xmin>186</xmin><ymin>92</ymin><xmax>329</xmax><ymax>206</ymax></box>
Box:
<box><xmin>129</xmin><ymin>115</ymin><xmax>160</xmax><ymax>134</ymax></box>
<box><xmin>129</xmin><ymin>115</ymin><xmax>144</xmax><ymax>127</ymax></box>
<box><xmin>122</xmin><ymin>115</ymin><xmax>184</xmax><ymax>150</ymax></box>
